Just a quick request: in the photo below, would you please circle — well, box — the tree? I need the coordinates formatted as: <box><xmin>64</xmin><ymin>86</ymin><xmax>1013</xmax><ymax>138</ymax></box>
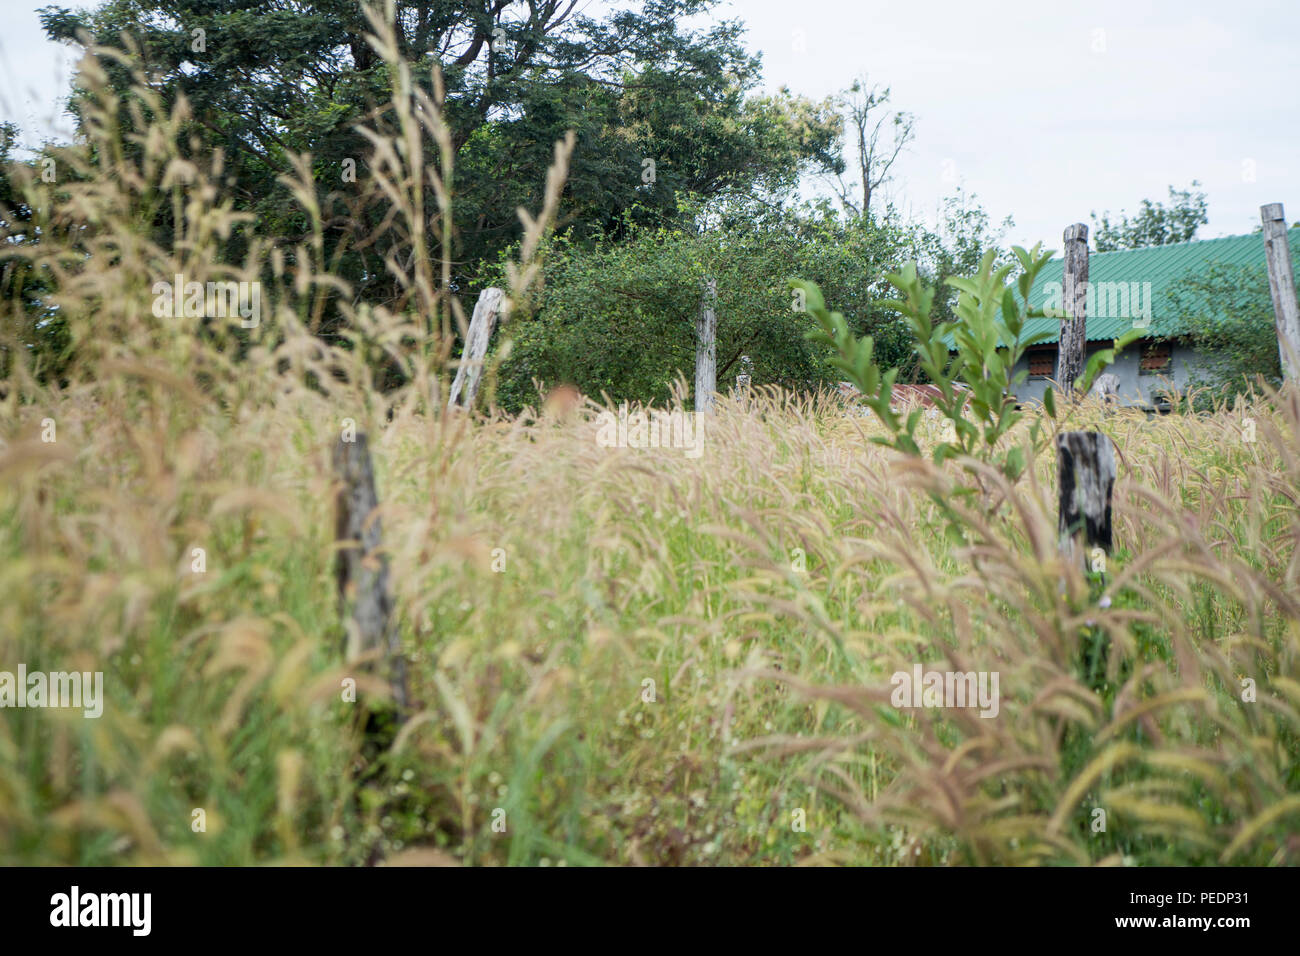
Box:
<box><xmin>38</xmin><ymin>0</ymin><xmax>841</xmax><ymax>313</ymax></box>
<box><xmin>828</xmin><ymin>75</ymin><xmax>914</xmax><ymax>219</ymax></box>
<box><xmin>1090</xmin><ymin>182</ymin><xmax>1208</xmax><ymax>252</ymax></box>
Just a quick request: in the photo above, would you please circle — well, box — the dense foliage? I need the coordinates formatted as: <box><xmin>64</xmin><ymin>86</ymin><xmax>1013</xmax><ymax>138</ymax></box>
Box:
<box><xmin>38</xmin><ymin>0</ymin><xmax>841</xmax><ymax>305</ymax></box>
<box><xmin>1090</xmin><ymin>182</ymin><xmax>1209</xmax><ymax>252</ymax></box>
<box><xmin>1168</xmin><ymin>259</ymin><xmax>1289</xmax><ymax>403</ymax></box>
<box><xmin>17</xmin><ymin>1</ymin><xmax>1030</xmax><ymax>404</ymax></box>
<box><xmin>491</xmin><ymin>203</ymin><xmax>918</xmax><ymax>409</ymax></box>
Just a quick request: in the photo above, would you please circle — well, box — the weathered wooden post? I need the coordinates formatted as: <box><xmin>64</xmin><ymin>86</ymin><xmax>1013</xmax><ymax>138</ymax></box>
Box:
<box><xmin>1088</xmin><ymin>371</ymin><xmax>1120</xmax><ymax>404</ymax></box>
<box><xmin>1056</xmin><ymin>431</ymin><xmax>1115</xmax><ymax>571</ymax></box>
<box><xmin>333</xmin><ymin>432</ymin><xmax>408</xmax><ymax>714</ymax></box>
<box><xmin>730</xmin><ymin>354</ymin><xmax>753</xmax><ymax>408</ymax></box>
<box><xmin>448</xmin><ymin>286</ymin><xmax>505</xmax><ymax>409</ymax></box>
<box><xmin>695</xmin><ymin>277</ymin><xmax>717</xmax><ymax>413</ymax></box>
<box><xmin>1059</xmin><ymin>430</ymin><xmax>1116</xmax><ymax>687</ymax></box>
<box><xmin>1259</xmin><ymin>203</ymin><xmax>1300</xmax><ymax>382</ymax></box>
<box><xmin>1057</xmin><ymin>223</ymin><xmax>1089</xmax><ymax>395</ymax></box>
<box><xmin>735</xmin><ymin>354</ymin><xmax>753</xmax><ymax>389</ymax></box>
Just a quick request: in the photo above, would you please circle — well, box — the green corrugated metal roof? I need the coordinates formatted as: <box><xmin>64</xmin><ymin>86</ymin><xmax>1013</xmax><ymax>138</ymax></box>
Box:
<box><xmin>944</xmin><ymin>227</ymin><xmax>1300</xmax><ymax>346</ymax></box>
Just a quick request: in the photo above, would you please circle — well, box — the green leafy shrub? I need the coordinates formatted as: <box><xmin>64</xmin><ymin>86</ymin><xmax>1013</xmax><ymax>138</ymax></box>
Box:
<box><xmin>490</xmin><ymin>205</ymin><xmax>916</xmax><ymax>410</ymax></box>
<box><xmin>1168</xmin><ymin>260</ymin><xmax>1293</xmax><ymax>406</ymax></box>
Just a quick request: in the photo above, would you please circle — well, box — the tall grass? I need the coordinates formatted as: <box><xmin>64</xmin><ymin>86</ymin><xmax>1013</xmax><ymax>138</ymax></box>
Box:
<box><xmin>1</xmin><ymin>6</ymin><xmax>1297</xmax><ymax>866</ymax></box>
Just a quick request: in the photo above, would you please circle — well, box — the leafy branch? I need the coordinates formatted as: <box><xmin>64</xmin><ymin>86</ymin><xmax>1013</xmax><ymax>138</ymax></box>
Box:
<box><xmin>796</xmin><ymin>244</ymin><xmax>1139</xmax><ymax>484</ymax></box>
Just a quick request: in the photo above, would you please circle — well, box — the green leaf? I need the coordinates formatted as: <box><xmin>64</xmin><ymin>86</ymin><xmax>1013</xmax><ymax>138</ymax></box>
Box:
<box><xmin>1005</xmin><ymin>445</ymin><xmax>1026</xmax><ymax>480</ymax></box>
<box><xmin>1113</xmin><ymin>327</ymin><xmax>1145</xmax><ymax>350</ymax></box>
<box><xmin>1077</xmin><ymin>349</ymin><xmax>1115</xmax><ymax>394</ymax></box>
<box><xmin>1001</xmin><ymin>287</ymin><xmax>1022</xmax><ymax>336</ymax></box>
<box><xmin>1077</xmin><ymin>328</ymin><xmax>1143</xmax><ymax>394</ymax></box>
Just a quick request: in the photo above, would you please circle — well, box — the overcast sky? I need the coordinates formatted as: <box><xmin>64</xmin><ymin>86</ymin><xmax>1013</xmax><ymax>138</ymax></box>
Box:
<box><xmin>2</xmin><ymin>0</ymin><xmax>1296</xmax><ymax>249</ymax></box>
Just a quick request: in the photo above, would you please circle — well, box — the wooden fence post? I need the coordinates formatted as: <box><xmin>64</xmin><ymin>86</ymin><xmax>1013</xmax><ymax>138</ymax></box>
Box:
<box><xmin>1057</xmin><ymin>223</ymin><xmax>1089</xmax><ymax>395</ymax></box>
<box><xmin>1088</xmin><ymin>372</ymin><xmax>1120</xmax><ymax>404</ymax></box>
<box><xmin>333</xmin><ymin>432</ymin><xmax>408</xmax><ymax>714</ymax></box>
<box><xmin>735</xmin><ymin>354</ymin><xmax>752</xmax><ymax>389</ymax></box>
<box><xmin>1057</xmin><ymin>431</ymin><xmax>1115</xmax><ymax>571</ymax></box>
<box><xmin>448</xmin><ymin>287</ymin><xmax>505</xmax><ymax>409</ymax></box>
<box><xmin>695</xmin><ymin>277</ymin><xmax>717</xmax><ymax>413</ymax></box>
<box><xmin>730</xmin><ymin>354</ymin><xmax>753</xmax><ymax>409</ymax></box>
<box><xmin>1260</xmin><ymin>203</ymin><xmax>1300</xmax><ymax>383</ymax></box>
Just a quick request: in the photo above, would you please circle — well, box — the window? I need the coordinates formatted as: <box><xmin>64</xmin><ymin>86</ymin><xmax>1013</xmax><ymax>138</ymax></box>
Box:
<box><xmin>1140</xmin><ymin>342</ymin><xmax>1172</xmax><ymax>375</ymax></box>
<box><xmin>1028</xmin><ymin>346</ymin><xmax>1056</xmax><ymax>378</ymax></box>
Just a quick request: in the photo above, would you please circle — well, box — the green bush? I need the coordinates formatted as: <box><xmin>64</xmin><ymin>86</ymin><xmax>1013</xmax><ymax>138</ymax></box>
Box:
<box><xmin>1168</xmin><ymin>260</ymin><xmax>1292</xmax><ymax>405</ymax></box>
<box><xmin>489</xmin><ymin>204</ymin><xmax>917</xmax><ymax>410</ymax></box>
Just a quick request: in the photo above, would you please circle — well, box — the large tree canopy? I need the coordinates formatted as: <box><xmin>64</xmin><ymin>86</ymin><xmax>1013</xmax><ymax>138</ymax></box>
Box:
<box><xmin>40</xmin><ymin>0</ymin><xmax>842</xmax><ymax>309</ymax></box>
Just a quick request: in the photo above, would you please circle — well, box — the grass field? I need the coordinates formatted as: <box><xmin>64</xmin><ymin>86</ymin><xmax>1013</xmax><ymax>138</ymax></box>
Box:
<box><xmin>2</xmin><ymin>379</ymin><xmax>1298</xmax><ymax>865</ymax></box>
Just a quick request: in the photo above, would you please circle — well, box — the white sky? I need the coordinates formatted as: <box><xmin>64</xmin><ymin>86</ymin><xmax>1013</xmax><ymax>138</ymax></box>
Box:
<box><xmin>0</xmin><ymin>0</ymin><xmax>87</xmax><ymax>147</ymax></box>
<box><xmin>2</xmin><ymin>0</ymin><xmax>1296</xmax><ymax>248</ymax></box>
<box><xmin>726</xmin><ymin>0</ymin><xmax>1300</xmax><ymax>247</ymax></box>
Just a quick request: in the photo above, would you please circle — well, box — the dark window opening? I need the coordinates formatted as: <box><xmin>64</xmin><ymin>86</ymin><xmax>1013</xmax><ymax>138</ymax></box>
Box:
<box><xmin>1140</xmin><ymin>342</ymin><xmax>1172</xmax><ymax>375</ymax></box>
<box><xmin>1028</xmin><ymin>346</ymin><xmax>1056</xmax><ymax>379</ymax></box>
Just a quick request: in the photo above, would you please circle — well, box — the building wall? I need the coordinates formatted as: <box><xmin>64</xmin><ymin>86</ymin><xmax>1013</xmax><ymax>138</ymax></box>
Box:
<box><xmin>1008</xmin><ymin>341</ymin><xmax>1206</xmax><ymax>407</ymax></box>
